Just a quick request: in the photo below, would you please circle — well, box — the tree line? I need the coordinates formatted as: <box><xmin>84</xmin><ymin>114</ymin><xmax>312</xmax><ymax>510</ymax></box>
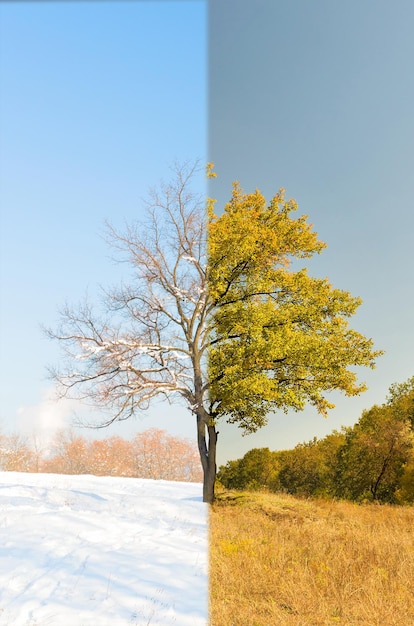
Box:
<box><xmin>0</xmin><ymin>427</ymin><xmax>203</xmax><ymax>482</ymax></box>
<box><xmin>217</xmin><ymin>376</ymin><xmax>414</xmax><ymax>504</ymax></box>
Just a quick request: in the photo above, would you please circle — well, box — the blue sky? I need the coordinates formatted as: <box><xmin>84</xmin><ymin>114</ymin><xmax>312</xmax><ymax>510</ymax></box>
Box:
<box><xmin>0</xmin><ymin>1</ymin><xmax>206</xmax><ymax>444</ymax></box>
<box><xmin>1</xmin><ymin>1</ymin><xmax>413</xmax><ymax>468</ymax></box>
<box><xmin>209</xmin><ymin>0</ymin><xmax>414</xmax><ymax>464</ymax></box>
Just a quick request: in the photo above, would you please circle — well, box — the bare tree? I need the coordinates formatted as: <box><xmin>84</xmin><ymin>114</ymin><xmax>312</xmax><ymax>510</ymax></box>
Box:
<box><xmin>0</xmin><ymin>431</ymin><xmax>35</xmax><ymax>472</ymax></box>
<box><xmin>131</xmin><ymin>428</ymin><xmax>203</xmax><ymax>482</ymax></box>
<box><xmin>47</xmin><ymin>162</ymin><xmax>216</xmax><ymax>501</ymax></box>
<box><xmin>42</xmin><ymin>429</ymin><xmax>89</xmax><ymax>475</ymax></box>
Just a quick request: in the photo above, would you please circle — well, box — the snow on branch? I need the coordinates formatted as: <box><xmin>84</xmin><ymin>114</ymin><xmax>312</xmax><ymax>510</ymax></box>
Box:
<box><xmin>47</xmin><ymin>162</ymin><xmax>209</xmax><ymax>423</ymax></box>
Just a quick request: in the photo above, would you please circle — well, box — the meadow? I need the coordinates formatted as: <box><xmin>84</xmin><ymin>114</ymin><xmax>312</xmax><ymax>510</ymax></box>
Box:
<box><xmin>210</xmin><ymin>490</ymin><xmax>414</xmax><ymax>626</ymax></box>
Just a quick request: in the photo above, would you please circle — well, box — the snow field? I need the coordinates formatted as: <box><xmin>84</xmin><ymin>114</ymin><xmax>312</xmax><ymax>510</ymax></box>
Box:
<box><xmin>0</xmin><ymin>472</ymin><xmax>208</xmax><ymax>625</ymax></box>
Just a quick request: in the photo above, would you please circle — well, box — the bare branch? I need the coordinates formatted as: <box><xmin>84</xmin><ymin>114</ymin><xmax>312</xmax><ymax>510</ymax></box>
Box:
<box><xmin>47</xmin><ymin>163</ymin><xmax>208</xmax><ymax>427</ymax></box>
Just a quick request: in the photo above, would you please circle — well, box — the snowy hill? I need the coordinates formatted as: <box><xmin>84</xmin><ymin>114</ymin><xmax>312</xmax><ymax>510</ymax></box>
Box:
<box><xmin>0</xmin><ymin>472</ymin><xmax>207</xmax><ymax>626</ymax></box>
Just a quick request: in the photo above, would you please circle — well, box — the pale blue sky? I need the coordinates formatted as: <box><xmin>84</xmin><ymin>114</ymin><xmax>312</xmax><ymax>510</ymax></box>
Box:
<box><xmin>0</xmin><ymin>1</ymin><xmax>206</xmax><ymax>444</ymax></box>
<box><xmin>1</xmin><ymin>1</ymin><xmax>413</xmax><ymax>468</ymax></box>
<box><xmin>209</xmin><ymin>0</ymin><xmax>414</xmax><ymax>464</ymax></box>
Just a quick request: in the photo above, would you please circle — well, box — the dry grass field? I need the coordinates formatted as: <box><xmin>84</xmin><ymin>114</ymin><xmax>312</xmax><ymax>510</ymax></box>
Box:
<box><xmin>210</xmin><ymin>490</ymin><xmax>414</xmax><ymax>626</ymax></box>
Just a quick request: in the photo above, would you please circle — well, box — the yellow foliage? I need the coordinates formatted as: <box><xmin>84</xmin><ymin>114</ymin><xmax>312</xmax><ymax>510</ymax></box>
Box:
<box><xmin>207</xmin><ymin>182</ymin><xmax>383</xmax><ymax>433</ymax></box>
<box><xmin>206</xmin><ymin>162</ymin><xmax>217</xmax><ymax>178</ymax></box>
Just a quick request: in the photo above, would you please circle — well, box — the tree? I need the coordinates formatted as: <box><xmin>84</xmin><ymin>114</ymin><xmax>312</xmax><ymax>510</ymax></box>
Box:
<box><xmin>208</xmin><ymin>183</ymin><xmax>382</xmax><ymax>437</ymax></box>
<box><xmin>0</xmin><ymin>431</ymin><xmax>34</xmax><ymax>472</ymax></box>
<box><xmin>217</xmin><ymin>447</ymin><xmax>280</xmax><ymax>491</ymax></box>
<box><xmin>42</xmin><ymin>429</ymin><xmax>89</xmax><ymax>474</ymax></box>
<box><xmin>335</xmin><ymin>404</ymin><xmax>413</xmax><ymax>502</ymax></box>
<box><xmin>131</xmin><ymin>428</ymin><xmax>203</xmax><ymax>482</ymax></box>
<box><xmin>396</xmin><ymin>456</ymin><xmax>414</xmax><ymax>503</ymax></box>
<box><xmin>386</xmin><ymin>375</ymin><xmax>414</xmax><ymax>429</ymax></box>
<box><xmin>87</xmin><ymin>436</ymin><xmax>134</xmax><ymax>477</ymax></box>
<box><xmin>39</xmin><ymin>428</ymin><xmax>202</xmax><ymax>480</ymax></box>
<box><xmin>278</xmin><ymin>439</ymin><xmax>328</xmax><ymax>497</ymax></box>
<box><xmin>47</xmin><ymin>162</ymin><xmax>214</xmax><ymax>498</ymax></box>
<box><xmin>47</xmin><ymin>163</ymin><xmax>382</xmax><ymax>502</ymax></box>
<box><xmin>334</xmin><ymin>376</ymin><xmax>414</xmax><ymax>502</ymax></box>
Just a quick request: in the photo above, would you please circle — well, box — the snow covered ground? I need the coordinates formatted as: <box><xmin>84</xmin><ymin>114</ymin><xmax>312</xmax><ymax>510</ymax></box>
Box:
<box><xmin>0</xmin><ymin>472</ymin><xmax>208</xmax><ymax>626</ymax></box>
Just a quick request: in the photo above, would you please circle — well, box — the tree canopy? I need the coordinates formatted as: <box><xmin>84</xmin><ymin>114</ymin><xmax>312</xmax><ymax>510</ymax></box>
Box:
<box><xmin>208</xmin><ymin>183</ymin><xmax>382</xmax><ymax>434</ymax></box>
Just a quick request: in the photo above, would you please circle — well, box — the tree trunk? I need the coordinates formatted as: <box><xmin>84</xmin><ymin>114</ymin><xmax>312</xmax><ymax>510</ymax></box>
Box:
<box><xmin>371</xmin><ymin>446</ymin><xmax>394</xmax><ymax>501</ymax></box>
<box><xmin>197</xmin><ymin>413</ymin><xmax>218</xmax><ymax>504</ymax></box>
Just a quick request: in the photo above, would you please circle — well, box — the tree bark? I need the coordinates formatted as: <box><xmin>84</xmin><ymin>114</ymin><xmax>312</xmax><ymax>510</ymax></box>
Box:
<box><xmin>197</xmin><ymin>413</ymin><xmax>217</xmax><ymax>503</ymax></box>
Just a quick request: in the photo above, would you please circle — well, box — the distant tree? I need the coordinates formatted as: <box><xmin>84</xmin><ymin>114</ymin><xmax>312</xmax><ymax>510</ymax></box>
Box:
<box><xmin>314</xmin><ymin>430</ymin><xmax>348</xmax><ymax>496</ymax></box>
<box><xmin>217</xmin><ymin>378</ymin><xmax>414</xmax><ymax>503</ymax></box>
<box><xmin>42</xmin><ymin>429</ymin><xmax>89</xmax><ymax>475</ymax></box>
<box><xmin>40</xmin><ymin>427</ymin><xmax>202</xmax><ymax>482</ymax></box>
<box><xmin>334</xmin><ymin>377</ymin><xmax>414</xmax><ymax>503</ymax></box>
<box><xmin>335</xmin><ymin>404</ymin><xmax>413</xmax><ymax>502</ymax></box>
<box><xmin>216</xmin><ymin>459</ymin><xmax>245</xmax><ymax>490</ymax></box>
<box><xmin>396</xmin><ymin>456</ymin><xmax>414</xmax><ymax>503</ymax></box>
<box><xmin>218</xmin><ymin>447</ymin><xmax>280</xmax><ymax>491</ymax></box>
<box><xmin>0</xmin><ymin>432</ymin><xmax>34</xmax><ymax>472</ymax></box>
<box><xmin>218</xmin><ymin>432</ymin><xmax>347</xmax><ymax>497</ymax></box>
<box><xmin>47</xmin><ymin>163</ymin><xmax>382</xmax><ymax>502</ymax></box>
<box><xmin>87</xmin><ymin>436</ymin><xmax>134</xmax><ymax>477</ymax></box>
<box><xmin>131</xmin><ymin>428</ymin><xmax>202</xmax><ymax>482</ymax></box>
<box><xmin>278</xmin><ymin>439</ymin><xmax>326</xmax><ymax>496</ymax></box>
<box><xmin>386</xmin><ymin>375</ymin><xmax>414</xmax><ymax>429</ymax></box>
<box><xmin>29</xmin><ymin>432</ymin><xmax>47</xmax><ymax>473</ymax></box>
<box><xmin>272</xmin><ymin>432</ymin><xmax>346</xmax><ymax>498</ymax></box>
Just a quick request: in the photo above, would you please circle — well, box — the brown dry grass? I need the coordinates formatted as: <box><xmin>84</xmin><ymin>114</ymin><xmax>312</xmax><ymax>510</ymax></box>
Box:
<box><xmin>210</xmin><ymin>490</ymin><xmax>414</xmax><ymax>626</ymax></box>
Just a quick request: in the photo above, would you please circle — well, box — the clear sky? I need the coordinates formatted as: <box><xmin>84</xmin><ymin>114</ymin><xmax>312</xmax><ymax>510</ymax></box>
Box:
<box><xmin>209</xmin><ymin>0</ymin><xmax>414</xmax><ymax>465</ymax></box>
<box><xmin>1</xmin><ymin>1</ymin><xmax>413</xmax><ymax>469</ymax></box>
<box><xmin>0</xmin><ymin>1</ymin><xmax>206</xmax><ymax>445</ymax></box>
